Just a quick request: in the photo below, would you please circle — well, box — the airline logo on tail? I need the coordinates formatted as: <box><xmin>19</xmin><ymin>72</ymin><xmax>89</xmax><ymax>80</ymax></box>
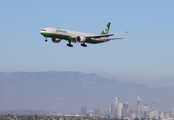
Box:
<box><xmin>104</xmin><ymin>26</ymin><xmax>109</xmax><ymax>34</ymax></box>
<box><xmin>101</xmin><ymin>22</ymin><xmax>111</xmax><ymax>34</ymax></box>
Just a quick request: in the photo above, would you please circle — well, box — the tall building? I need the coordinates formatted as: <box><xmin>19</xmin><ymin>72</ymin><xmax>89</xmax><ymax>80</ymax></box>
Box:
<box><xmin>132</xmin><ymin>113</ymin><xmax>137</xmax><ymax>119</ymax></box>
<box><xmin>81</xmin><ymin>106</ymin><xmax>87</xmax><ymax>115</ymax></box>
<box><xmin>149</xmin><ymin>102</ymin><xmax>154</xmax><ymax>111</ymax></box>
<box><xmin>118</xmin><ymin>103</ymin><xmax>123</xmax><ymax>118</ymax></box>
<box><xmin>93</xmin><ymin>108</ymin><xmax>100</xmax><ymax>117</ymax></box>
<box><xmin>149</xmin><ymin>110</ymin><xmax>158</xmax><ymax>119</ymax></box>
<box><xmin>105</xmin><ymin>107</ymin><xmax>109</xmax><ymax>118</ymax></box>
<box><xmin>122</xmin><ymin>108</ymin><xmax>127</xmax><ymax>118</ymax></box>
<box><xmin>140</xmin><ymin>110</ymin><xmax>147</xmax><ymax>118</ymax></box>
<box><xmin>105</xmin><ymin>105</ymin><xmax>115</xmax><ymax>118</ymax></box>
<box><xmin>115</xmin><ymin>97</ymin><xmax>120</xmax><ymax>117</ymax></box>
<box><xmin>143</xmin><ymin>104</ymin><xmax>151</xmax><ymax>117</ymax></box>
<box><xmin>115</xmin><ymin>97</ymin><xmax>120</xmax><ymax>108</ymax></box>
<box><xmin>110</xmin><ymin>104</ymin><xmax>114</xmax><ymax>118</ymax></box>
<box><xmin>123</xmin><ymin>102</ymin><xmax>131</xmax><ymax>117</ymax></box>
<box><xmin>136</xmin><ymin>96</ymin><xmax>142</xmax><ymax>119</ymax></box>
<box><xmin>87</xmin><ymin>110</ymin><xmax>93</xmax><ymax>117</ymax></box>
<box><xmin>160</xmin><ymin>112</ymin><xmax>164</xmax><ymax>119</ymax></box>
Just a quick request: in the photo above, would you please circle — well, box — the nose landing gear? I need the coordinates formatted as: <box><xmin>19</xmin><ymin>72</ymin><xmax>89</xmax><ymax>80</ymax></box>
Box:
<box><xmin>45</xmin><ymin>37</ymin><xmax>48</xmax><ymax>42</ymax></box>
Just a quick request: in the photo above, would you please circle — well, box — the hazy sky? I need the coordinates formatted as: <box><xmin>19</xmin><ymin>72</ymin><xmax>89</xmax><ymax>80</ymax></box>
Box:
<box><xmin>0</xmin><ymin>0</ymin><xmax>174</xmax><ymax>80</ymax></box>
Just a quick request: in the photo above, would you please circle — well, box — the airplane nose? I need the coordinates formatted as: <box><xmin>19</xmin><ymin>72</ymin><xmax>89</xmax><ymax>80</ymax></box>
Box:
<box><xmin>40</xmin><ymin>29</ymin><xmax>46</xmax><ymax>35</ymax></box>
<box><xmin>40</xmin><ymin>30</ymin><xmax>45</xmax><ymax>36</ymax></box>
<box><xmin>40</xmin><ymin>31</ymin><xmax>43</xmax><ymax>34</ymax></box>
<box><xmin>40</xmin><ymin>28</ymin><xmax>48</xmax><ymax>36</ymax></box>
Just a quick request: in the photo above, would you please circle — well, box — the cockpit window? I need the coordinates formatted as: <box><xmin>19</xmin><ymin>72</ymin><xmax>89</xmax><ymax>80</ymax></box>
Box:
<box><xmin>41</xmin><ymin>29</ymin><xmax>46</xmax><ymax>31</ymax></box>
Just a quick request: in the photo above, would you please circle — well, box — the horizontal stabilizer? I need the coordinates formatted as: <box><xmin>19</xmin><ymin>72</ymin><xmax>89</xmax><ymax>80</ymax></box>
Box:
<box><xmin>111</xmin><ymin>31</ymin><xmax>129</xmax><ymax>35</ymax></box>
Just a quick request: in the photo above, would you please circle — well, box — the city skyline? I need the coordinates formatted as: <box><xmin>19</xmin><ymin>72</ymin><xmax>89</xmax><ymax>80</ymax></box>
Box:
<box><xmin>0</xmin><ymin>71</ymin><xmax>173</xmax><ymax>112</ymax></box>
<box><xmin>105</xmin><ymin>96</ymin><xmax>174</xmax><ymax>119</ymax></box>
<box><xmin>72</xmin><ymin>95</ymin><xmax>174</xmax><ymax>119</ymax></box>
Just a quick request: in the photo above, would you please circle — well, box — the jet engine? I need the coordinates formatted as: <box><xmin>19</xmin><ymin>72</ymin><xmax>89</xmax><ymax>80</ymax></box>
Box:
<box><xmin>76</xmin><ymin>36</ymin><xmax>86</xmax><ymax>43</ymax></box>
<box><xmin>51</xmin><ymin>38</ymin><xmax>61</xmax><ymax>43</ymax></box>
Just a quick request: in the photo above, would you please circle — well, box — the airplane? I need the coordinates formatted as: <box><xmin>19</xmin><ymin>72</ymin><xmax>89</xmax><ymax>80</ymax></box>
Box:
<box><xmin>40</xmin><ymin>22</ymin><xmax>127</xmax><ymax>47</ymax></box>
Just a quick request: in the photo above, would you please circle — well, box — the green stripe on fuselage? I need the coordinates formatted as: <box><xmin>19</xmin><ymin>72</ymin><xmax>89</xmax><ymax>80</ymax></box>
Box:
<box><xmin>41</xmin><ymin>32</ymin><xmax>104</xmax><ymax>44</ymax></box>
<box><xmin>41</xmin><ymin>32</ymin><xmax>75</xmax><ymax>42</ymax></box>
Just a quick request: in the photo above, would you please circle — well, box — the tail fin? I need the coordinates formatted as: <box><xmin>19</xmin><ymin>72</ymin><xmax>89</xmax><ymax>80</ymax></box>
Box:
<box><xmin>101</xmin><ymin>22</ymin><xmax>111</xmax><ymax>34</ymax></box>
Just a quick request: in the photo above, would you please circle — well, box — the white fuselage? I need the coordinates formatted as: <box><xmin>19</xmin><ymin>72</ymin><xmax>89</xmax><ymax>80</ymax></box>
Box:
<box><xmin>40</xmin><ymin>22</ymin><xmax>123</xmax><ymax>47</ymax></box>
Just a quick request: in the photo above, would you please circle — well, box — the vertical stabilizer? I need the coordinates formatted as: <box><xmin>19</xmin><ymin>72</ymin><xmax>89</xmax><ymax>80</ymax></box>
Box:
<box><xmin>101</xmin><ymin>22</ymin><xmax>111</xmax><ymax>34</ymax></box>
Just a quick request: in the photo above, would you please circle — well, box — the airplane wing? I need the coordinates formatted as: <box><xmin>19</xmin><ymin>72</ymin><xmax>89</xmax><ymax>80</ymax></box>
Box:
<box><xmin>84</xmin><ymin>31</ymin><xmax>128</xmax><ymax>38</ymax></box>
<box><xmin>103</xmin><ymin>38</ymin><xmax>123</xmax><ymax>41</ymax></box>
<box><xmin>85</xmin><ymin>33</ymin><xmax>114</xmax><ymax>38</ymax></box>
<box><xmin>107</xmin><ymin>38</ymin><xmax>123</xmax><ymax>40</ymax></box>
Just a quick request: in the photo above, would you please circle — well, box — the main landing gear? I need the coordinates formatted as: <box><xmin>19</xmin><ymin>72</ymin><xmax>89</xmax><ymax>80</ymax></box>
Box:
<box><xmin>67</xmin><ymin>41</ymin><xmax>73</xmax><ymax>47</ymax></box>
<box><xmin>81</xmin><ymin>43</ymin><xmax>87</xmax><ymax>47</ymax></box>
<box><xmin>67</xmin><ymin>42</ymin><xmax>87</xmax><ymax>47</ymax></box>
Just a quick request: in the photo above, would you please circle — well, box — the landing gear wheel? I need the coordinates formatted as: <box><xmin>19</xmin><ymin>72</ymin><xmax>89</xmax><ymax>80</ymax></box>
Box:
<box><xmin>67</xmin><ymin>41</ymin><xmax>73</xmax><ymax>47</ymax></box>
<box><xmin>67</xmin><ymin>44</ymin><xmax>73</xmax><ymax>47</ymax></box>
<box><xmin>81</xmin><ymin>43</ymin><xmax>87</xmax><ymax>47</ymax></box>
<box><xmin>44</xmin><ymin>37</ymin><xmax>48</xmax><ymax>42</ymax></box>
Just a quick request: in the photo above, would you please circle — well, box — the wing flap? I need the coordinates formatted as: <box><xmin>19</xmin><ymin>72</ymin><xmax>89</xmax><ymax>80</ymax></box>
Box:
<box><xmin>108</xmin><ymin>38</ymin><xmax>123</xmax><ymax>40</ymax></box>
<box><xmin>104</xmin><ymin>38</ymin><xmax>123</xmax><ymax>41</ymax></box>
<box><xmin>85</xmin><ymin>34</ymin><xmax>114</xmax><ymax>38</ymax></box>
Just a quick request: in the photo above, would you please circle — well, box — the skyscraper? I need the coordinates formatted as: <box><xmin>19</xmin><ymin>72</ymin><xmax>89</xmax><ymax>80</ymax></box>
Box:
<box><xmin>149</xmin><ymin>102</ymin><xmax>154</xmax><ymax>111</ymax></box>
<box><xmin>136</xmin><ymin>96</ymin><xmax>141</xmax><ymax>119</ymax></box>
<box><xmin>142</xmin><ymin>104</ymin><xmax>150</xmax><ymax>117</ymax></box>
<box><xmin>123</xmin><ymin>102</ymin><xmax>131</xmax><ymax>117</ymax></box>
<box><xmin>110</xmin><ymin>104</ymin><xmax>114</xmax><ymax>118</ymax></box>
<box><xmin>115</xmin><ymin>97</ymin><xmax>120</xmax><ymax>108</ymax></box>
<box><xmin>81</xmin><ymin>106</ymin><xmax>87</xmax><ymax>115</ymax></box>
<box><xmin>93</xmin><ymin>108</ymin><xmax>100</xmax><ymax>117</ymax></box>
<box><xmin>149</xmin><ymin>110</ymin><xmax>158</xmax><ymax>119</ymax></box>
<box><xmin>115</xmin><ymin>97</ymin><xmax>120</xmax><ymax>117</ymax></box>
<box><xmin>117</xmin><ymin>103</ymin><xmax>123</xmax><ymax>118</ymax></box>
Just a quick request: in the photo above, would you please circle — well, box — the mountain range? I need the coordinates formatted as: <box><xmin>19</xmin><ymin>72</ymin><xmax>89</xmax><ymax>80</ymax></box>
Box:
<box><xmin>0</xmin><ymin>71</ymin><xmax>174</xmax><ymax>113</ymax></box>
<box><xmin>99</xmin><ymin>73</ymin><xmax>174</xmax><ymax>87</ymax></box>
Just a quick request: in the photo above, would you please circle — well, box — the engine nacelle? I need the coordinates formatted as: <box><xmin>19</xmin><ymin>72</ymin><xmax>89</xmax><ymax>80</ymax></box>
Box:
<box><xmin>52</xmin><ymin>38</ymin><xmax>61</xmax><ymax>43</ymax></box>
<box><xmin>76</xmin><ymin>36</ymin><xmax>86</xmax><ymax>43</ymax></box>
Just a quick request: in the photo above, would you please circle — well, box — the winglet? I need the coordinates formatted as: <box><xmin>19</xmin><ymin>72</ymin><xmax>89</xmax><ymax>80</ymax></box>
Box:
<box><xmin>101</xmin><ymin>22</ymin><xmax>111</xmax><ymax>34</ymax></box>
